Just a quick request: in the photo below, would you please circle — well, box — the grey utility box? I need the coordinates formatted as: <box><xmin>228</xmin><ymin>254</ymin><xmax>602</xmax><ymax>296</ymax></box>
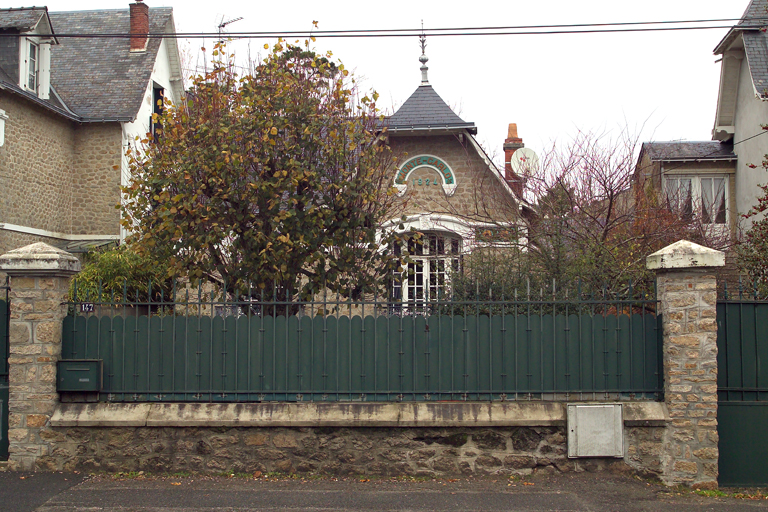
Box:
<box><xmin>567</xmin><ymin>403</ymin><xmax>623</xmax><ymax>458</ymax></box>
<box><xmin>57</xmin><ymin>360</ymin><xmax>103</xmax><ymax>392</ymax></box>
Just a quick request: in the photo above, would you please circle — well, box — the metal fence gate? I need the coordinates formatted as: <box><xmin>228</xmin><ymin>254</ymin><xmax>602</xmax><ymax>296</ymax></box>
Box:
<box><xmin>0</xmin><ymin>277</ymin><xmax>9</xmax><ymax>460</ymax></box>
<box><xmin>717</xmin><ymin>298</ymin><xmax>768</xmax><ymax>487</ymax></box>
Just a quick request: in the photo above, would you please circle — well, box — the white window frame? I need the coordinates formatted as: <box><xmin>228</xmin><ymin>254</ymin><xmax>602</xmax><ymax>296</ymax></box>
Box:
<box><xmin>664</xmin><ymin>174</ymin><xmax>729</xmax><ymax>226</ymax></box>
<box><xmin>24</xmin><ymin>39</ymin><xmax>39</xmax><ymax>94</ymax></box>
<box><xmin>393</xmin><ymin>232</ymin><xmax>462</xmax><ymax>311</ymax></box>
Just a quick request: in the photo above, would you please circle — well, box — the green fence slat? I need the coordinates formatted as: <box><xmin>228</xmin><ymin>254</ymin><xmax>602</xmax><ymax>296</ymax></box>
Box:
<box><xmin>476</xmin><ymin>313</ymin><xmax>491</xmax><ymax>399</ymax></box>
<box><xmin>375</xmin><ymin>316</ymin><xmax>389</xmax><ymax>399</ymax></box>
<box><xmin>741</xmin><ymin>303</ymin><xmax>758</xmax><ymax>401</ymax></box>
<box><xmin>361</xmin><ymin>315</ymin><xmax>376</xmax><ymax>397</ymax></box>
<box><xmin>173</xmin><ymin>316</ymin><xmax>187</xmax><ymax>400</ymax></box>
<box><xmin>147</xmin><ymin>316</ymin><xmax>162</xmax><ymax>396</ymax></box>
<box><xmin>61</xmin><ymin>316</ymin><xmax>75</xmax><ymax>360</ymax></box>
<box><xmin>717</xmin><ymin>302</ymin><xmax>728</xmax><ymax>394</ymax></box>
<box><xmin>209</xmin><ymin>316</ymin><xmax>224</xmax><ymax>399</ymax></box>
<box><xmin>234</xmin><ymin>316</ymin><xmax>249</xmax><ymax>395</ymax></box>
<box><xmin>325</xmin><ymin>316</ymin><xmax>338</xmax><ymax>398</ymax></box>
<box><xmin>272</xmin><ymin>315</ymin><xmax>287</xmax><ymax>398</ymax></box>
<box><xmin>489</xmin><ymin>315</ymin><xmax>504</xmax><ymax>395</ymax></box>
<box><xmin>756</xmin><ymin>304</ymin><xmax>768</xmax><ymax>401</ymax></box>
<box><xmin>437</xmin><ymin>316</ymin><xmax>453</xmax><ymax>397</ymax></box>
<box><xmin>618</xmin><ymin>314</ymin><xmax>631</xmax><ymax>393</ymax></box>
<box><xmin>0</xmin><ymin>299</ymin><xmax>7</xmax><ymax>376</ymax></box>
<box><xmin>725</xmin><ymin>304</ymin><xmax>743</xmax><ymax>401</ymax></box>
<box><xmin>566</xmin><ymin>314</ymin><xmax>580</xmax><ymax>393</ymax></box>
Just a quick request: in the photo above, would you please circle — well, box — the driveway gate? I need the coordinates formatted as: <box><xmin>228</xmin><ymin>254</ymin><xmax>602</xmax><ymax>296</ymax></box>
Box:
<box><xmin>0</xmin><ymin>277</ymin><xmax>9</xmax><ymax>460</ymax></box>
<box><xmin>717</xmin><ymin>297</ymin><xmax>768</xmax><ymax>487</ymax></box>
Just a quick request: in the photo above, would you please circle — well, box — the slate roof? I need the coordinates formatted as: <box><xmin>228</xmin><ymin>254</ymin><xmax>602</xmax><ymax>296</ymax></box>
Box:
<box><xmin>387</xmin><ymin>85</ymin><xmax>477</xmax><ymax>134</ymax></box>
<box><xmin>715</xmin><ymin>0</ymin><xmax>768</xmax><ymax>97</ymax></box>
<box><xmin>739</xmin><ymin>0</ymin><xmax>768</xmax><ymax>27</ymax></box>
<box><xmin>0</xmin><ymin>7</ymin><xmax>47</xmax><ymax>31</ymax></box>
<box><xmin>48</xmin><ymin>7</ymin><xmax>173</xmax><ymax>121</ymax></box>
<box><xmin>642</xmin><ymin>141</ymin><xmax>736</xmax><ymax>162</ymax></box>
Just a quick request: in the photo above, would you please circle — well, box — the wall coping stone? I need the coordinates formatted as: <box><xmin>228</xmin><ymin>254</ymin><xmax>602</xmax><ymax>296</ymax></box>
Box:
<box><xmin>646</xmin><ymin>240</ymin><xmax>724</xmax><ymax>271</ymax></box>
<box><xmin>0</xmin><ymin>242</ymin><xmax>81</xmax><ymax>276</ymax></box>
<box><xmin>50</xmin><ymin>401</ymin><xmax>668</xmax><ymax>428</ymax></box>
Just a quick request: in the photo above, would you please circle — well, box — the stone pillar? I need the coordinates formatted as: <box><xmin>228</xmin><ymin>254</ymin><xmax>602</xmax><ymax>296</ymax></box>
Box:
<box><xmin>0</xmin><ymin>243</ymin><xmax>80</xmax><ymax>471</ymax></box>
<box><xmin>647</xmin><ymin>240</ymin><xmax>724</xmax><ymax>489</ymax></box>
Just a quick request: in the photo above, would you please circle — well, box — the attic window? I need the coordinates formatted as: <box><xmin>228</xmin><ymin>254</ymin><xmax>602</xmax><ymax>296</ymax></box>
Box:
<box><xmin>27</xmin><ymin>41</ymin><xmax>39</xmax><ymax>93</ymax></box>
<box><xmin>150</xmin><ymin>84</ymin><xmax>164</xmax><ymax>142</ymax></box>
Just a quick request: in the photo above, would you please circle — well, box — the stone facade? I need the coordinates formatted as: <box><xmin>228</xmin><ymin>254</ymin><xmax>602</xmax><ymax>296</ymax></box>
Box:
<box><xmin>389</xmin><ymin>135</ymin><xmax>517</xmax><ymax>226</ymax></box>
<box><xmin>32</xmin><ymin>425</ymin><xmax>662</xmax><ymax>477</ymax></box>
<box><xmin>0</xmin><ymin>93</ymin><xmax>122</xmax><ymax>258</ymax></box>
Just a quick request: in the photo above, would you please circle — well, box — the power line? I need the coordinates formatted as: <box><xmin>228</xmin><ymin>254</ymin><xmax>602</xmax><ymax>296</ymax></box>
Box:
<box><xmin>0</xmin><ymin>17</ymin><xmax>763</xmax><ymax>39</ymax></box>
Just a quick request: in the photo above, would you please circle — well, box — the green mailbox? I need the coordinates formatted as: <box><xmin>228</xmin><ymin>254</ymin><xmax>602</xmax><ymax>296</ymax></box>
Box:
<box><xmin>57</xmin><ymin>360</ymin><xmax>102</xmax><ymax>392</ymax></box>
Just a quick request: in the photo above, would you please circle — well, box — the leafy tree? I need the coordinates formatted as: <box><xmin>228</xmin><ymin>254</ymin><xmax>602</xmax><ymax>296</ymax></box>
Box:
<box><xmin>69</xmin><ymin>245</ymin><xmax>171</xmax><ymax>302</ymax></box>
<box><xmin>122</xmin><ymin>41</ymin><xmax>403</xmax><ymax>302</ymax></box>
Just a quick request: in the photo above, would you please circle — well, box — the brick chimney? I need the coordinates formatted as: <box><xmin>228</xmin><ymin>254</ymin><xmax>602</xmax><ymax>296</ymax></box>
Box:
<box><xmin>503</xmin><ymin>123</ymin><xmax>524</xmax><ymax>196</ymax></box>
<box><xmin>130</xmin><ymin>0</ymin><xmax>149</xmax><ymax>52</ymax></box>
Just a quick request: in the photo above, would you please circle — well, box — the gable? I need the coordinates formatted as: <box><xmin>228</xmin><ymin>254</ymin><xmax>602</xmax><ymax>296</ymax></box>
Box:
<box><xmin>388</xmin><ymin>134</ymin><xmax>518</xmax><ymax>225</ymax></box>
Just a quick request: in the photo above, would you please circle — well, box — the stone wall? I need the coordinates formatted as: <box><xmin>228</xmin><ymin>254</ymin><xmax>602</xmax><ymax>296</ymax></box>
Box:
<box><xmin>389</xmin><ymin>135</ymin><xmax>517</xmax><ymax>225</ymax></box>
<box><xmin>0</xmin><ymin>92</ymin><xmax>122</xmax><ymax>257</ymax></box>
<box><xmin>0</xmin><ymin>94</ymin><xmax>75</xmax><ymax>239</ymax></box>
<box><xmin>71</xmin><ymin>123</ymin><xmax>122</xmax><ymax>236</ymax></box>
<box><xmin>34</xmin><ymin>425</ymin><xmax>662</xmax><ymax>477</ymax></box>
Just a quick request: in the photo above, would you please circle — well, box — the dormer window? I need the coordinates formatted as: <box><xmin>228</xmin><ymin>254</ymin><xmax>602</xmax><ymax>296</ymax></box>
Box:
<box><xmin>27</xmin><ymin>41</ymin><xmax>39</xmax><ymax>93</ymax></box>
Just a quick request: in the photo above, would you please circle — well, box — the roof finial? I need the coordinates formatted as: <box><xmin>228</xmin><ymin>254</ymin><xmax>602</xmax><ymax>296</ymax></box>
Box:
<box><xmin>419</xmin><ymin>20</ymin><xmax>429</xmax><ymax>85</ymax></box>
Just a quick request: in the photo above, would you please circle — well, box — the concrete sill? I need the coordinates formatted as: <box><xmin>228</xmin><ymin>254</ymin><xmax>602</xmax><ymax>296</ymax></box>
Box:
<box><xmin>50</xmin><ymin>401</ymin><xmax>668</xmax><ymax>428</ymax></box>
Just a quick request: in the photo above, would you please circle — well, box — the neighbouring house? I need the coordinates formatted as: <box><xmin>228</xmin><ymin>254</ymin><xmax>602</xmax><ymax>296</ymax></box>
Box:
<box><xmin>634</xmin><ymin>141</ymin><xmax>738</xmax><ymax>238</ymax></box>
<box><xmin>634</xmin><ymin>0</ymin><xmax>768</xmax><ymax>238</ymax></box>
<box><xmin>382</xmin><ymin>40</ymin><xmax>531</xmax><ymax>304</ymax></box>
<box><xmin>0</xmin><ymin>0</ymin><xmax>183</xmax><ymax>264</ymax></box>
<box><xmin>711</xmin><ymin>0</ymin><xmax>768</xmax><ymax>225</ymax></box>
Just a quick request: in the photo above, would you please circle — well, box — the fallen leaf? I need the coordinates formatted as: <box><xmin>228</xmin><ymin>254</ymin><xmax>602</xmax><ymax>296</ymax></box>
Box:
<box><xmin>171</xmin><ymin>482</ymin><xmax>181</xmax><ymax>486</ymax></box>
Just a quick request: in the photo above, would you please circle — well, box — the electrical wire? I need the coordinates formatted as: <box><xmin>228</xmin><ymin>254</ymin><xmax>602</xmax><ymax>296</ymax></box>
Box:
<box><xmin>0</xmin><ymin>17</ymin><xmax>765</xmax><ymax>39</ymax></box>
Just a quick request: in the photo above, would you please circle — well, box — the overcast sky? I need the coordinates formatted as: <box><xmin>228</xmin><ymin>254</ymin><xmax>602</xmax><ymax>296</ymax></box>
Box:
<box><xmin>40</xmin><ymin>0</ymin><xmax>750</xmax><ymax>163</ymax></box>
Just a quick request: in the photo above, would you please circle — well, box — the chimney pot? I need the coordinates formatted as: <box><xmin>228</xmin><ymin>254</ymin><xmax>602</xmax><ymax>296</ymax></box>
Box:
<box><xmin>130</xmin><ymin>0</ymin><xmax>149</xmax><ymax>52</ymax></box>
<box><xmin>503</xmin><ymin>122</ymin><xmax>525</xmax><ymax>197</ymax></box>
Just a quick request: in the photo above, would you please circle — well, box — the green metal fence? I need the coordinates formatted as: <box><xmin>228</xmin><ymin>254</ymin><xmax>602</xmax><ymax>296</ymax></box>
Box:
<box><xmin>1</xmin><ymin>277</ymin><xmax>9</xmax><ymax>460</ymax></box>
<box><xmin>62</xmin><ymin>281</ymin><xmax>662</xmax><ymax>403</ymax></box>
<box><xmin>717</xmin><ymin>282</ymin><xmax>768</xmax><ymax>486</ymax></box>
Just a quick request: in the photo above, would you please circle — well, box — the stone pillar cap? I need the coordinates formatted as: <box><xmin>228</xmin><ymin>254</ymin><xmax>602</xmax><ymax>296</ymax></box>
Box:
<box><xmin>646</xmin><ymin>240</ymin><xmax>725</xmax><ymax>270</ymax></box>
<box><xmin>0</xmin><ymin>242</ymin><xmax>81</xmax><ymax>276</ymax></box>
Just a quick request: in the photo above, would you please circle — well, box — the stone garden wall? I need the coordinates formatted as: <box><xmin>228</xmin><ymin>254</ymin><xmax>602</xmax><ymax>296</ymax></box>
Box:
<box><xmin>0</xmin><ymin>240</ymin><xmax>724</xmax><ymax>487</ymax></box>
<box><xmin>34</xmin><ymin>425</ymin><xmax>663</xmax><ymax>478</ymax></box>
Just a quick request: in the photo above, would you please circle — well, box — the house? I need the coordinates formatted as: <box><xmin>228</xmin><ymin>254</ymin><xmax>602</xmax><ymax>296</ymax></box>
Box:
<box><xmin>634</xmin><ymin>0</ymin><xmax>768</xmax><ymax>236</ymax></box>
<box><xmin>0</xmin><ymin>1</ymin><xmax>183</xmax><ymax>262</ymax></box>
<box><xmin>382</xmin><ymin>40</ymin><xmax>530</xmax><ymax>303</ymax></box>
<box><xmin>634</xmin><ymin>141</ymin><xmax>738</xmax><ymax>237</ymax></box>
<box><xmin>712</xmin><ymin>0</ymin><xmax>768</xmax><ymax>225</ymax></box>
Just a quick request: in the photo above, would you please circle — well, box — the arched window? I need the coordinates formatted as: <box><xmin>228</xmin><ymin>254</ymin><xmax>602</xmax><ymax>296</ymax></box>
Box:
<box><xmin>392</xmin><ymin>232</ymin><xmax>462</xmax><ymax>310</ymax></box>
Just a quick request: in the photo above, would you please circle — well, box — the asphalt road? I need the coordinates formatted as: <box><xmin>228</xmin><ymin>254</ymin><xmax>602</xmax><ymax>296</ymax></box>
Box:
<box><xmin>2</xmin><ymin>471</ymin><xmax>768</xmax><ymax>511</ymax></box>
